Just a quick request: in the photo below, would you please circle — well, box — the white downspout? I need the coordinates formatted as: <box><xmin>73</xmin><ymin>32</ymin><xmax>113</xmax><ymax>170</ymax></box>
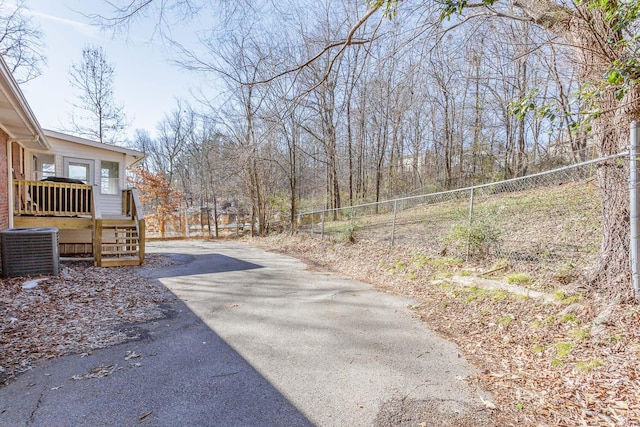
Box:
<box><xmin>7</xmin><ymin>140</ymin><xmax>13</xmax><ymax>228</ymax></box>
<box><xmin>7</xmin><ymin>137</ymin><xmax>39</xmax><ymax>229</ymax></box>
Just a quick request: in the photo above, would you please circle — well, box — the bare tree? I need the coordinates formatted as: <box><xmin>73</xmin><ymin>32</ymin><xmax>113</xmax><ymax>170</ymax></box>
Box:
<box><xmin>0</xmin><ymin>0</ymin><xmax>46</xmax><ymax>83</ymax></box>
<box><xmin>95</xmin><ymin>0</ymin><xmax>640</xmax><ymax>293</ymax></box>
<box><xmin>370</xmin><ymin>0</ymin><xmax>640</xmax><ymax>292</ymax></box>
<box><xmin>130</xmin><ymin>128</ymin><xmax>155</xmax><ymax>170</ymax></box>
<box><xmin>155</xmin><ymin>99</ymin><xmax>195</xmax><ymax>184</ymax></box>
<box><xmin>68</xmin><ymin>45</ymin><xmax>128</xmax><ymax>144</ymax></box>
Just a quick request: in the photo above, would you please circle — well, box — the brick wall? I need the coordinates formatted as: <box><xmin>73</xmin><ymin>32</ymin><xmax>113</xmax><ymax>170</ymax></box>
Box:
<box><xmin>11</xmin><ymin>140</ymin><xmax>23</xmax><ymax>179</ymax></box>
<box><xmin>0</xmin><ymin>129</ymin><xmax>9</xmax><ymax>231</ymax></box>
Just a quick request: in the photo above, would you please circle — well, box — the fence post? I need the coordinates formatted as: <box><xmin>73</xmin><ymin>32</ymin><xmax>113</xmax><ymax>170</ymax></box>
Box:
<box><xmin>184</xmin><ymin>210</ymin><xmax>190</xmax><ymax>238</ymax></box>
<box><xmin>311</xmin><ymin>212</ymin><xmax>315</xmax><ymax>236</ymax></box>
<box><xmin>321</xmin><ymin>209</ymin><xmax>325</xmax><ymax>240</ymax></box>
<box><xmin>466</xmin><ymin>187</ymin><xmax>475</xmax><ymax>262</ymax></box>
<box><xmin>630</xmin><ymin>121</ymin><xmax>640</xmax><ymax>301</ymax></box>
<box><xmin>391</xmin><ymin>200</ymin><xmax>398</xmax><ymax>247</ymax></box>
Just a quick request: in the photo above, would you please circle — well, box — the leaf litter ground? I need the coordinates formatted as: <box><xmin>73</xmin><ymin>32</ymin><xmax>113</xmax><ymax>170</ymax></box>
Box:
<box><xmin>2</xmin><ymin>240</ymin><xmax>638</xmax><ymax>426</ymax></box>
<box><xmin>0</xmin><ymin>254</ymin><xmax>177</xmax><ymax>385</ymax></box>
<box><xmin>255</xmin><ymin>235</ymin><xmax>640</xmax><ymax>427</ymax></box>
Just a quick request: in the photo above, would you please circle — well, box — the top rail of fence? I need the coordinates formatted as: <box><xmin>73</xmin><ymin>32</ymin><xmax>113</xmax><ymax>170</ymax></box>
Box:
<box><xmin>297</xmin><ymin>151</ymin><xmax>628</xmax><ymax>217</ymax></box>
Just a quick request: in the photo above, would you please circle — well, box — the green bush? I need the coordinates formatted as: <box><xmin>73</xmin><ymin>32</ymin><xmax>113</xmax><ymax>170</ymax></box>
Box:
<box><xmin>335</xmin><ymin>221</ymin><xmax>357</xmax><ymax>243</ymax></box>
<box><xmin>444</xmin><ymin>220</ymin><xmax>500</xmax><ymax>256</ymax></box>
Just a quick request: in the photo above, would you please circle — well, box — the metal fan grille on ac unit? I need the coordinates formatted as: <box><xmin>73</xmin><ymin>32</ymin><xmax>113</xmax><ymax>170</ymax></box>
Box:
<box><xmin>1</xmin><ymin>228</ymin><xmax>59</xmax><ymax>278</ymax></box>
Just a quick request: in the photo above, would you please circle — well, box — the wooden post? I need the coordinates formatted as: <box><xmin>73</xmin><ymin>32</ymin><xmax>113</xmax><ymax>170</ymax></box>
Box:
<box><xmin>213</xmin><ymin>196</ymin><xmax>219</xmax><ymax>238</ymax></box>
<box><xmin>138</xmin><ymin>218</ymin><xmax>146</xmax><ymax>264</ymax></box>
<box><xmin>94</xmin><ymin>219</ymin><xmax>103</xmax><ymax>267</ymax></box>
<box><xmin>183</xmin><ymin>209</ymin><xmax>190</xmax><ymax>238</ymax></box>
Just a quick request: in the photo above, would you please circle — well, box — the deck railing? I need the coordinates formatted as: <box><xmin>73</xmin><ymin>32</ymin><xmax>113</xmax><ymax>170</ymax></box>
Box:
<box><xmin>13</xmin><ymin>180</ymin><xmax>93</xmax><ymax>217</ymax></box>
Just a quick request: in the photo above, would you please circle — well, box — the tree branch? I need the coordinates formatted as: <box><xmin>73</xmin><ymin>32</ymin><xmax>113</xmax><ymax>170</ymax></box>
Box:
<box><xmin>247</xmin><ymin>4</ymin><xmax>382</xmax><ymax>87</ymax></box>
<box><xmin>511</xmin><ymin>0</ymin><xmax>573</xmax><ymax>35</ymax></box>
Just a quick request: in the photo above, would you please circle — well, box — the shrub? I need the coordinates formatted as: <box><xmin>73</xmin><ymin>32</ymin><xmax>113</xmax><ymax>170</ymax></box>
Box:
<box><xmin>444</xmin><ymin>220</ymin><xmax>500</xmax><ymax>257</ymax></box>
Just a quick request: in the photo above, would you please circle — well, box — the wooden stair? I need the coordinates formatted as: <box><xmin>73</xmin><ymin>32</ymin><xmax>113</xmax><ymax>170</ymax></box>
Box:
<box><xmin>95</xmin><ymin>219</ymin><xmax>144</xmax><ymax>267</ymax></box>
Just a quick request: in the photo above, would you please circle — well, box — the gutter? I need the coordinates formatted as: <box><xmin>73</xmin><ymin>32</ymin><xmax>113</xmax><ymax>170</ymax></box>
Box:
<box><xmin>0</xmin><ymin>57</ymin><xmax>49</xmax><ymax>150</ymax></box>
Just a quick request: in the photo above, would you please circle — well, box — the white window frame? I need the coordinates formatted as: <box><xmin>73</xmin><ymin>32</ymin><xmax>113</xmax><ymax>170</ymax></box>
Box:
<box><xmin>63</xmin><ymin>157</ymin><xmax>94</xmax><ymax>185</ymax></box>
<box><xmin>100</xmin><ymin>160</ymin><xmax>120</xmax><ymax>195</ymax></box>
<box><xmin>33</xmin><ymin>153</ymin><xmax>56</xmax><ymax>180</ymax></box>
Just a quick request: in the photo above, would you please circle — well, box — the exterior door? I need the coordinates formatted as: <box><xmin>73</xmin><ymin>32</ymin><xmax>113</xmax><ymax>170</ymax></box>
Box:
<box><xmin>64</xmin><ymin>158</ymin><xmax>94</xmax><ymax>184</ymax></box>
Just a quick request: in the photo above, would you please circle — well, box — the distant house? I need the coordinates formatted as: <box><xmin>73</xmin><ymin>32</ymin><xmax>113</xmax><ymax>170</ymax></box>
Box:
<box><xmin>0</xmin><ymin>56</ymin><xmax>145</xmax><ymax>267</ymax></box>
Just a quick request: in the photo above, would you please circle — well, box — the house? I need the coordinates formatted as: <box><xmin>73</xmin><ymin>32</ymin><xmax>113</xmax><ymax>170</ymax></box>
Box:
<box><xmin>0</xmin><ymin>56</ymin><xmax>145</xmax><ymax>267</ymax></box>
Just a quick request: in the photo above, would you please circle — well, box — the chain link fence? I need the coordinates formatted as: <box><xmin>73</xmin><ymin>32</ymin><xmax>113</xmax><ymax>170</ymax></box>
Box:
<box><xmin>296</xmin><ymin>152</ymin><xmax>628</xmax><ymax>285</ymax></box>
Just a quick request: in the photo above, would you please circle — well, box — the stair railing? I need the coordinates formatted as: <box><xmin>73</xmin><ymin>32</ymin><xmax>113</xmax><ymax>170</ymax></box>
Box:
<box><xmin>122</xmin><ymin>188</ymin><xmax>145</xmax><ymax>264</ymax></box>
<box><xmin>93</xmin><ymin>188</ymin><xmax>103</xmax><ymax>266</ymax></box>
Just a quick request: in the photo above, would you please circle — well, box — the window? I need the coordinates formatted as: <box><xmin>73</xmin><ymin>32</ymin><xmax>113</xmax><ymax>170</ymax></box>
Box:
<box><xmin>32</xmin><ymin>153</ymin><xmax>55</xmax><ymax>180</ymax></box>
<box><xmin>101</xmin><ymin>161</ymin><xmax>119</xmax><ymax>195</ymax></box>
<box><xmin>64</xmin><ymin>157</ymin><xmax>94</xmax><ymax>185</ymax></box>
<box><xmin>69</xmin><ymin>162</ymin><xmax>91</xmax><ymax>183</ymax></box>
<box><xmin>42</xmin><ymin>162</ymin><xmax>55</xmax><ymax>178</ymax></box>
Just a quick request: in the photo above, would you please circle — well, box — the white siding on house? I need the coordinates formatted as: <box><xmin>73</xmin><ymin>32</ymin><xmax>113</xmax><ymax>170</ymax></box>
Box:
<box><xmin>99</xmin><ymin>194</ymin><xmax>122</xmax><ymax>216</ymax></box>
<box><xmin>23</xmin><ymin>136</ymin><xmax>131</xmax><ymax>216</ymax></box>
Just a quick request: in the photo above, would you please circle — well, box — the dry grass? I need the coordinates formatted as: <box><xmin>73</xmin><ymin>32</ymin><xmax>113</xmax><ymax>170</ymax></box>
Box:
<box><xmin>255</xmin><ymin>235</ymin><xmax>640</xmax><ymax>426</ymax></box>
<box><xmin>311</xmin><ymin>180</ymin><xmax>601</xmax><ymax>289</ymax></box>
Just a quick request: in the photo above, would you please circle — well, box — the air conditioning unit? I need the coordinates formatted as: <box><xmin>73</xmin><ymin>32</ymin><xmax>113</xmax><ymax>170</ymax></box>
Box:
<box><xmin>1</xmin><ymin>228</ymin><xmax>59</xmax><ymax>278</ymax></box>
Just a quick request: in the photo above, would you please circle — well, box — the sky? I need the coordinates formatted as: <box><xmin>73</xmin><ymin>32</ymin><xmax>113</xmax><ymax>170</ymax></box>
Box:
<box><xmin>19</xmin><ymin>0</ymin><xmax>206</xmax><ymax>142</ymax></box>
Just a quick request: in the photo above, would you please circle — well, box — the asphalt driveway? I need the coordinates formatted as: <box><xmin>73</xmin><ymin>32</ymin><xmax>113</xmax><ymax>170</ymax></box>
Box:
<box><xmin>146</xmin><ymin>240</ymin><xmax>490</xmax><ymax>426</ymax></box>
<box><xmin>0</xmin><ymin>240</ymin><xmax>490</xmax><ymax>426</ymax></box>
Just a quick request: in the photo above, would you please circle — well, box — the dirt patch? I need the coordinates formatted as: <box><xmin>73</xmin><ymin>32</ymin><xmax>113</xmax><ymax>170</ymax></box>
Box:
<box><xmin>255</xmin><ymin>235</ymin><xmax>640</xmax><ymax>426</ymax></box>
<box><xmin>375</xmin><ymin>397</ymin><xmax>493</xmax><ymax>427</ymax></box>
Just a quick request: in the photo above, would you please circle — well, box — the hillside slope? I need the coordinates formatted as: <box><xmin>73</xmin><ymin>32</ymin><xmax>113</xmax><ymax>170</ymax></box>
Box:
<box><xmin>258</xmin><ymin>178</ymin><xmax>639</xmax><ymax>425</ymax></box>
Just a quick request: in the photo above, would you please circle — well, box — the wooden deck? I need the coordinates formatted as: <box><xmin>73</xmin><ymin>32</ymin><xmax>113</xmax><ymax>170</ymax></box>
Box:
<box><xmin>14</xmin><ymin>179</ymin><xmax>93</xmax><ymax>217</ymax></box>
<box><xmin>13</xmin><ymin>180</ymin><xmax>145</xmax><ymax>267</ymax></box>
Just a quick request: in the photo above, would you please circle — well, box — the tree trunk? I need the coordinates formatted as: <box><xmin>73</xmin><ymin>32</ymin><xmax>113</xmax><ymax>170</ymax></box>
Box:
<box><xmin>588</xmin><ymin>91</ymin><xmax>637</xmax><ymax>295</ymax></box>
<box><xmin>159</xmin><ymin>212</ymin><xmax>165</xmax><ymax>239</ymax></box>
<box><xmin>564</xmin><ymin>9</ymin><xmax>639</xmax><ymax>294</ymax></box>
<box><xmin>213</xmin><ymin>195</ymin><xmax>219</xmax><ymax>238</ymax></box>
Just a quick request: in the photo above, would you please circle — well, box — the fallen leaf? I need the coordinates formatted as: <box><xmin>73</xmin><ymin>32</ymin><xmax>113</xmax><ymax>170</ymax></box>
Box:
<box><xmin>139</xmin><ymin>411</ymin><xmax>153</xmax><ymax>421</ymax></box>
<box><xmin>0</xmin><ymin>256</ymin><xmax>174</xmax><ymax>385</ymax></box>
<box><xmin>613</xmin><ymin>401</ymin><xmax>629</xmax><ymax>410</ymax></box>
<box><xmin>125</xmin><ymin>351</ymin><xmax>141</xmax><ymax>360</ymax></box>
<box><xmin>479</xmin><ymin>396</ymin><xmax>497</xmax><ymax>410</ymax></box>
<box><xmin>71</xmin><ymin>365</ymin><xmax>122</xmax><ymax>380</ymax></box>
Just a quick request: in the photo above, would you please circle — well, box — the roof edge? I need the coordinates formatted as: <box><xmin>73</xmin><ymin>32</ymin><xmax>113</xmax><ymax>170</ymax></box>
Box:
<box><xmin>0</xmin><ymin>57</ymin><xmax>49</xmax><ymax>149</ymax></box>
<box><xmin>43</xmin><ymin>129</ymin><xmax>145</xmax><ymax>159</ymax></box>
